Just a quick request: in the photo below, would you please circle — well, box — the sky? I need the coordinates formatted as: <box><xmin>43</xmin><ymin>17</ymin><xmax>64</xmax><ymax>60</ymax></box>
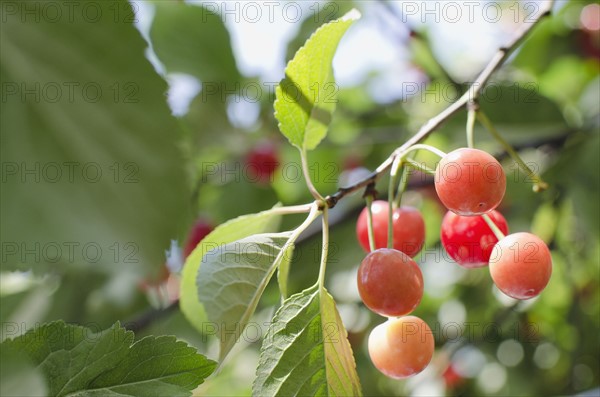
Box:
<box><xmin>133</xmin><ymin>1</ymin><xmax>567</xmax><ymax>120</ymax></box>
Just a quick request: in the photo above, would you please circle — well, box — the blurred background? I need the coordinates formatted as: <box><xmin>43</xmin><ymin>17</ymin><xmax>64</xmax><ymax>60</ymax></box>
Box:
<box><xmin>1</xmin><ymin>0</ymin><xmax>598</xmax><ymax>396</ymax></box>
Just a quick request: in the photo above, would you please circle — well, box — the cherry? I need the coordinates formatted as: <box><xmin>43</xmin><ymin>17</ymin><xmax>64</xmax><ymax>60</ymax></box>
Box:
<box><xmin>183</xmin><ymin>219</ymin><xmax>213</xmax><ymax>258</ymax></box>
<box><xmin>434</xmin><ymin>148</ymin><xmax>506</xmax><ymax>215</ymax></box>
<box><xmin>440</xmin><ymin>210</ymin><xmax>509</xmax><ymax>268</ymax></box>
<box><xmin>245</xmin><ymin>142</ymin><xmax>279</xmax><ymax>184</ymax></box>
<box><xmin>443</xmin><ymin>364</ymin><xmax>465</xmax><ymax>389</ymax></box>
<box><xmin>356</xmin><ymin>200</ymin><xmax>425</xmax><ymax>257</ymax></box>
<box><xmin>357</xmin><ymin>248</ymin><xmax>424</xmax><ymax>317</ymax></box>
<box><xmin>368</xmin><ymin>316</ymin><xmax>435</xmax><ymax>379</ymax></box>
<box><xmin>489</xmin><ymin>232</ymin><xmax>552</xmax><ymax>300</ymax></box>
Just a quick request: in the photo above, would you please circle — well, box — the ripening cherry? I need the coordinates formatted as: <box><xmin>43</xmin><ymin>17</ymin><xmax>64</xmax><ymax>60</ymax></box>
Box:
<box><xmin>356</xmin><ymin>200</ymin><xmax>425</xmax><ymax>257</ymax></box>
<box><xmin>357</xmin><ymin>248</ymin><xmax>424</xmax><ymax>317</ymax></box>
<box><xmin>368</xmin><ymin>316</ymin><xmax>435</xmax><ymax>379</ymax></box>
<box><xmin>440</xmin><ymin>210</ymin><xmax>509</xmax><ymax>268</ymax></box>
<box><xmin>489</xmin><ymin>232</ymin><xmax>552</xmax><ymax>300</ymax></box>
<box><xmin>183</xmin><ymin>219</ymin><xmax>213</xmax><ymax>258</ymax></box>
<box><xmin>443</xmin><ymin>364</ymin><xmax>465</xmax><ymax>389</ymax></box>
<box><xmin>435</xmin><ymin>148</ymin><xmax>506</xmax><ymax>215</ymax></box>
<box><xmin>245</xmin><ymin>142</ymin><xmax>279</xmax><ymax>184</ymax></box>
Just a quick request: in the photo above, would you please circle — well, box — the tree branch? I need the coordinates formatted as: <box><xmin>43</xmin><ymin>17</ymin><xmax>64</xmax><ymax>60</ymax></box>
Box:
<box><xmin>325</xmin><ymin>0</ymin><xmax>554</xmax><ymax>209</ymax></box>
<box><xmin>125</xmin><ymin>1</ymin><xmax>557</xmax><ymax>333</ymax></box>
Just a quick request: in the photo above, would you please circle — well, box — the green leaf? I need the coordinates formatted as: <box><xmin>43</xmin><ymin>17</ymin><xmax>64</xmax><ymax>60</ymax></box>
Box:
<box><xmin>151</xmin><ymin>2</ymin><xmax>240</xmax><ymax>84</ymax></box>
<box><xmin>277</xmin><ymin>245</ymin><xmax>295</xmax><ymax>300</ymax></box>
<box><xmin>531</xmin><ymin>202</ymin><xmax>558</xmax><ymax>244</ymax></box>
<box><xmin>1</xmin><ymin>321</ymin><xmax>216</xmax><ymax>397</ymax></box>
<box><xmin>275</xmin><ymin>9</ymin><xmax>360</xmax><ymax>151</ymax></box>
<box><xmin>0</xmin><ymin>347</ymin><xmax>47</xmax><ymax>397</ymax></box>
<box><xmin>180</xmin><ymin>208</ymin><xmax>282</xmax><ymax>336</ymax></box>
<box><xmin>0</xmin><ymin>0</ymin><xmax>189</xmax><ymax>275</ymax></box>
<box><xmin>198</xmin><ymin>232</ymin><xmax>294</xmax><ymax>362</ymax></box>
<box><xmin>253</xmin><ymin>285</ymin><xmax>362</xmax><ymax>396</ymax></box>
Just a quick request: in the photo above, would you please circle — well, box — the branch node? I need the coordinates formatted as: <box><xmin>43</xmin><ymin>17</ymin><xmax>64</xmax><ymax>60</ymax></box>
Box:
<box><xmin>325</xmin><ymin>195</ymin><xmax>338</xmax><ymax>209</ymax></box>
<box><xmin>467</xmin><ymin>100</ymin><xmax>480</xmax><ymax>112</ymax></box>
<box><xmin>362</xmin><ymin>183</ymin><xmax>378</xmax><ymax>200</ymax></box>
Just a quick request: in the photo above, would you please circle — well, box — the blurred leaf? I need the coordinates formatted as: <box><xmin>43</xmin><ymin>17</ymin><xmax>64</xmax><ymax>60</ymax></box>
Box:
<box><xmin>150</xmin><ymin>2</ymin><xmax>240</xmax><ymax>84</ymax></box>
<box><xmin>275</xmin><ymin>9</ymin><xmax>360</xmax><ymax>151</ymax></box>
<box><xmin>1</xmin><ymin>321</ymin><xmax>216</xmax><ymax>397</ymax></box>
<box><xmin>409</xmin><ymin>32</ymin><xmax>453</xmax><ymax>82</ymax></box>
<box><xmin>198</xmin><ymin>232</ymin><xmax>294</xmax><ymax>362</ymax></box>
<box><xmin>538</xmin><ymin>57</ymin><xmax>598</xmax><ymax>107</ymax></box>
<box><xmin>180</xmin><ymin>207</ymin><xmax>282</xmax><ymax>336</ymax></box>
<box><xmin>547</xmin><ymin>132</ymin><xmax>600</xmax><ymax>241</ymax></box>
<box><xmin>531</xmin><ymin>202</ymin><xmax>558</xmax><ymax>244</ymax></box>
<box><xmin>479</xmin><ymin>85</ymin><xmax>568</xmax><ymax>143</ymax></box>
<box><xmin>0</xmin><ymin>0</ymin><xmax>189</xmax><ymax>275</ymax></box>
<box><xmin>0</xmin><ymin>348</ymin><xmax>47</xmax><ymax>397</ymax></box>
<box><xmin>253</xmin><ymin>285</ymin><xmax>362</xmax><ymax>396</ymax></box>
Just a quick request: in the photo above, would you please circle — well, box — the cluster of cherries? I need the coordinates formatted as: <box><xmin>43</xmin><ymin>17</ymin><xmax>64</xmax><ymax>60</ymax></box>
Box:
<box><xmin>356</xmin><ymin>148</ymin><xmax>553</xmax><ymax>380</ymax></box>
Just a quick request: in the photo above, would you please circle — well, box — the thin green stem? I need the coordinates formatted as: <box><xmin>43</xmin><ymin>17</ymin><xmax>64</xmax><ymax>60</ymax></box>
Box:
<box><xmin>392</xmin><ymin>151</ymin><xmax>416</xmax><ymax>210</ymax></box>
<box><xmin>394</xmin><ymin>164</ymin><xmax>411</xmax><ymax>210</ymax></box>
<box><xmin>477</xmin><ymin>111</ymin><xmax>548</xmax><ymax>192</ymax></box>
<box><xmin>405</xmin><ymin>158</ymin><xmax>436</xmax><ymax>175</ymax></box>
<box><xmin>404</xmin><ymin>144</ymin><xmax>447</xmax><ymax>159</ymax></box>
<box><xmin>482</xmin><ymin>213</ymin><xmax>506</xmax><ymax>240</ymax></box>
<box><xmin>466</xmin><ymin>106</ymin><xmax>477</xmax><ymax>148</ymax></box>
<box><xmin>286</xmin><ymin>202</ymin><xmax>321</xmax><ymax>243</ymax></box>
<box><xmin>365</xmin><ymin>195</ymin><xmax>376</xmax><ymax>252</ymax></box>
<box><xmin>387</xmin><ymin>156</ymin><xmax>403</xmax><ymax>247</ymax></box>
<box><xmin>386</xmin><ymin>197</ymin><xmax>394</xmax><ymax>249</ymax></box>
<box><xmin>269</xmin><ymin>203</ymin><xmax>315</xmax><ymax>215</ymax></box>
<box><xmin>317</xmin><ymin>207</ymin><xmax>330</xmax><ymax>290</ymax></box>
<box><xmin>270</xmin><ymin>202</ymin><xmax>320</xmax><ymax>307</ymax></box>
<box><xmin>300</xmin><ymin>148</ymin><xmax>324</xmax><ymax>200</ymax></box>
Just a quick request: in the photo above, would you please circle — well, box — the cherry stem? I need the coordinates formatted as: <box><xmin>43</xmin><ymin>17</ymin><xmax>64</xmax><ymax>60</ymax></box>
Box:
<box><xmin>477</xmin><ymin>111</ymin><xmax>549</xmax><ymax>192</ymax></box>
<box><xmin>405</xmin><ymin>158</ymin><xmax>436</xmax><ymax>175</ymax></box>
<box><xmin>404</xmin><ymin>144</ymin><xmax>447</xmax><ymax>159</ymax></box>
<box><xmin>393</xmin><ymin>158</ymin><xmax>412</xmax><ymax>210</ymax></box>
<box><xmin>365</xmin><ymin>194</ymin><xmax>377</xmax><ymax>252</ymax></box>
<box><xmin>466</xmin><ymin>104</ymin><xmax>477</xmax><ymax>148</ymax></box>
<box><xmin>300</xmin><ymin>148</ymin><xmax>325</xmax><ymax>201</ymax></box>
<box><xmin>386</xmin><ymin>198</ymin><xmax>394</xmax><ymax>250</ymax></box>
<box><xmin>387</xmin><ymin>156</ymin><xmax>404</xmax><ymax>248</ymax></box>
<box><xmin>317</xmin><ymin>207</ymin><xmax>330</xmax><ymax>290</ymax></box>
<box><xmin>387</xmin><ymin>145</ymin><xmax>440</xmax><ymax>247</ymax></box>
<box><xmin>482</xmin><ymin>213</ymin><xmax>506</xmax><ymax>240</ymax></box>
<box><xmin>269</xmin><ymin>203</ymin><xmax>315</xmax><ymax>215</ymax></box>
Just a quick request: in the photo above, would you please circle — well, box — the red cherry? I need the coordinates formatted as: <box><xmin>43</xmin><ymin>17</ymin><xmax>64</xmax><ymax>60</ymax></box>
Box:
<box><xmin>183</xmin><ymin>219</ymin><xmax>213</xmax><ymax>258</ymax></box>
<box><xmin>489</xmin><ymin>233</ymin><xmax>552</xmax><ymax>300</ymax></box>
<box><xmin>356</xmin><ymin>201</ymin><xmax>425</xmax><ymax>257</ymax></box>
<box><xmin>440</xmin><ymin>210</ymin><xmax>509</xmax><ymax>268</ymax></box>
<box><xmin>368</xmin><ymin>316</ymin><xmax>435</xmax><ymax>379</ymax></box>
<box><xmin>245</xmin><ymin>143</ymin><xmax>279</xmax><ymax>184</ymax></box>
<box><xmin>357</xmin><ymin>248</ymin><xmax>424</xmax><ymax>317</ymax></box>
<box><xmin>342</xmin><ymin>155</ymin><xmax>363</xmax><ymax>171</ymax></box>
<box><xmin>443</xmin><ymin>364</ymin><xmax>465</xmax><ymax>388</ymax></box>
<box><xmin>434</xmin><ymin>148</ymin><xmax>506</xmax><ymax>215</ymax></box>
